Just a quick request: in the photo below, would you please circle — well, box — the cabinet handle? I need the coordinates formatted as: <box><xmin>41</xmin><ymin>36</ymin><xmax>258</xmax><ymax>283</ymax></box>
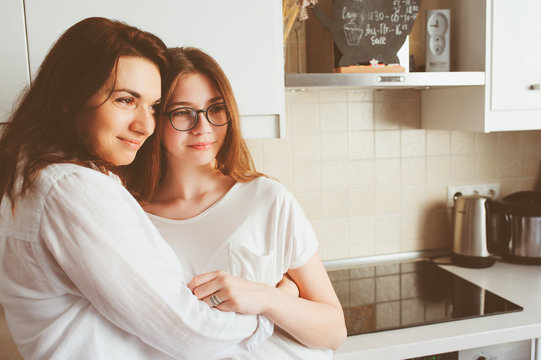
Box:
<box><xmin>529</xmin><ymin>84</ymin><xmax>540</xmax><ymax>90</ymax></box>
<box><xmin>376</xmin><ymin>75</ymin><xmax>405</xmax><ymax>83</ymax></box>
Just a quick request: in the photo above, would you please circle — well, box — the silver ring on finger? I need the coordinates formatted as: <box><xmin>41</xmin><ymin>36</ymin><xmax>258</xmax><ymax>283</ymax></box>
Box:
<box><xmin>210</xmin><ymin>293</ymin><xmax>223</xmax><ymax>307</ymax></box>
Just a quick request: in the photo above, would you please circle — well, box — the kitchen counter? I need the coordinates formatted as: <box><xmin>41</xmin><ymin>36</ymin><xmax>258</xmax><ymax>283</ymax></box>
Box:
<box><xmin>332</xmin><ymin>260</ymin><xmax>541</xmax><ymax>359</ymax></box>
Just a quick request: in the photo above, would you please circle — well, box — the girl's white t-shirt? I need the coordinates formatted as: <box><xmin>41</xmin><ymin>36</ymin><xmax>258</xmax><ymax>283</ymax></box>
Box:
<box><xmin>147</xmin><ymin>177</ymin><xmax>332</xmax><ymax>360</ymax></box>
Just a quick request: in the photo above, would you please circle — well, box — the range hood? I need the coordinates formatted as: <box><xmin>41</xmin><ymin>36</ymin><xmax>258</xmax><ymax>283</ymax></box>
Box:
<box><xmin>285</xmin><ymin>71</ymin><xmax>485</xmax><ymax>90</ymax></box>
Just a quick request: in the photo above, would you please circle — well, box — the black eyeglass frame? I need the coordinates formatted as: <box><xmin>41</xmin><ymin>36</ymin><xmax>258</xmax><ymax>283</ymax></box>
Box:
<box><xmin>164</xmin><ymin>102</ymin><xmax>231</xmax><ymax>132</ymax></box>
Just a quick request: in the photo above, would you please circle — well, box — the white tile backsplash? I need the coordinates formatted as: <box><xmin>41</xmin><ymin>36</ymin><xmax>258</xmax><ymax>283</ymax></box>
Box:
<box><xmin>347</xmin><ymin>89</ymin><xmax>374</xmax><ymax>103</ymax></box>
<box><xmin>248</xmin><ymin>90</ymin><xmax>541</xmax><ymax>261</ymax></box>
<box><xmin>522</xmin><ymin>131</ymin><xmax>541</xmax><ymax>151</ymax></box>
<box><xmin>289</xmin><ymin>102</ymin><xmax>319</xmax><ymax>133</ymax></box>
<box><xmin>477</xmin><ymin>154</ymin><xmax>499</xmax><ymax>180</ymax></box>
<box><xmin>499</xmin><ymin>132</ymin><xmax>521</xmax><ymax>153</ymax></box>
<box><xmin>426</xmin><ymin>130</ymin><xmax>450</xmax><ymax>156</ymax></box>
<box><xmin>291</xmin><ymin>132</ymin><xmax>320</xmax><ymax>161</ymax></box>
<box><xmin>451</xmin><ymin>131</ymin><xmax>476</xmax><ymax>155</ymax></box>
<box><xmin>450</xmin><ymin>154</ymin><xmax>477</xmax><ymax>182</ymax></box>
<box><xmin>347</xmin><ymin>189</ymin><xmax>376</xmax><ymax>217</ymax></box>
<box><xmin>321</xmin><ymin>132</ymin><xmax>348</xmax><ymax>161</ymax></box>
<box><xmin>375</xmin><ymin>189</ymin><xmax>401</xmax><ymax>215</ymax></box>
<box><xmin>400</xmin><ymin>187</ymin><xmax>427</xmax><ymax>213</ymax></box>
<box><xmin>475</xmin><ymin>133</ymin><xmax>499</xmax><ymax>154</ymax></box>
<box><xmin>321</xmin><ymin>103</ymin><xmax>348</xmax><ymax>131</ymax></box>
<box><xmin>374</xmin><ymin>103</ymin><xmax>401</xmax><ymax>130</ymax></box>
<box><xmin>426</xmin><ymin>156</ymin><xmax>451</xmax><ymax>183</ymax></box>
<box><xmin>321</xmin><ymin>161</ymin><xmax>349</xmax><ymax>191</ymax></box>
<box><xmin>522</xmin><ymin>153</ymin><xmax>541</xmax><ymax>177</ymax></box>
<box><xmin>375</xmin><ymin>159</ymin><xmax>401</xmax><ymax>187</ymax></box>
<box><xmin>348</xmin><ymin>216</ymin><xmax>376</xmax><ymax>245</ymax></box>
<box><xmin>292</xmin><ymin>160</ymin><xmax>320</xmax><ymax>192</ymax></box>
<box><xmin>375</xmin><ymin>131</ymin><xmax>401</xmax><ymax>158</ymax></box>
<box><xmin>347</xmin><ymin>102</ymin><xmax>374</xmax><ymax>131</ymax></box>
<box><xmin>321</xmin><ymin>191</ymin><xmax>348</xmax><ymax>218</ymax></box>
<box><xmin>401</xmin><ymin>130</ymin><xmax>426</xmax><ymax>157</ymax></box>
<box><xmin>348</xmin><ymin>131</ymin><xmax>375</xmax><ymax>160</ymax></box>
<box><xmin>401</xmin><ymin>158</ymin><xmax>426</xmax><ymax>185</ymax></box>
<box><xmin>499</xmin><ymin>153</ymin><xmax>522</xmax><ymax>179</ymax></box>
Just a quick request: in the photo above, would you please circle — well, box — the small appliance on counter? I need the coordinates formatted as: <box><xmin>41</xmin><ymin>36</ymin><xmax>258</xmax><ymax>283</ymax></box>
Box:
<box><xmin>451</xmin><ymin>194</ymin><xmax>497</xmax><ymax>268</ymax></box>
<box><xmin>488</xmin><ymin>191</ymin><xmax>541</xmax><ymax>264</ymax></box>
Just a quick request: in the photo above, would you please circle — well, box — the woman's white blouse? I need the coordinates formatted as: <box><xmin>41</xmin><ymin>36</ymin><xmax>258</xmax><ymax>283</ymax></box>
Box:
<box><xmin>0</xmin><ymin>163</ymin><xmax>272</xmax><ymax>360</ymax></box>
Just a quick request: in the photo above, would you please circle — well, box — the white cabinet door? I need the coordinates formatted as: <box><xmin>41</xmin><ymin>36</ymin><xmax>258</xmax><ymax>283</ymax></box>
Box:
<box><xmin>422</xmin><ymin>0</ymin><xmax>541</xmax><ymax>132</ymax></box>
<box><xmin>491</xmin><ymin>0</ymin><xmax>541</xmax><ymax>111</ymax></box>
<box><xmin>24</xmin><ymin>0</ymin><xmax>285</xmax><ymax>138</ymax></box>
<box><xmin>0</xmin><ymin>0</ymin><xmax>30</xmax><ymax>123</ymax></box>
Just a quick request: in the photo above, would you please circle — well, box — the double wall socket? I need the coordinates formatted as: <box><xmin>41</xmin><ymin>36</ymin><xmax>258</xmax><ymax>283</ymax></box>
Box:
<box><xmin>447</xmin><ymin>183</ymin><xmax>500</xmax><ymax>207</ymax></box>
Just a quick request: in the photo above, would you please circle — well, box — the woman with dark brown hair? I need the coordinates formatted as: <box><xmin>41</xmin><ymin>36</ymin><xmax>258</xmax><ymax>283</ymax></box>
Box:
<box><xmin>139</xmin><ymin>47</ymin><xmax>346</xmax><ymax>359</ymax></box>
<box><xmin>0</xmin><ymin>18</ymin><xmax>272</xmax><ymax>360</ymax></box>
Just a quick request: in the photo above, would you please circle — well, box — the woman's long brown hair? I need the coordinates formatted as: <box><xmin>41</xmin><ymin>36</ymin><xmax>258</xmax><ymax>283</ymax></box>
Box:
<box><xmin>0</xmin><ymin>17</ymin><xmax>167</xmax><ymax>208</ymax></box>
<box><xmin>124</xmin><ymin>47</ymin><xmax>265</xmax><ymax>202</ymax></box>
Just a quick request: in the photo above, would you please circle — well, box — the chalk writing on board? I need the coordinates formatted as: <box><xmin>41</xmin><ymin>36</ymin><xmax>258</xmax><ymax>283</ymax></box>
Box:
<box><xmin>313</xmin><ymin>0</ymin><xmax>421</xmax><ymax>66</ymax></box>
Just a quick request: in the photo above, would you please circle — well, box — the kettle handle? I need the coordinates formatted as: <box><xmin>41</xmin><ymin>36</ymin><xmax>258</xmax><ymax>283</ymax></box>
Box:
<box><xmin>501</xmin><ymin>213</ymin><xmax>511</xmax><ymax>253</ymax></box>
<box><xmin>485</xmin><ymin>199</ymin><xmax>511</xmax><ymax>254</ymax></box>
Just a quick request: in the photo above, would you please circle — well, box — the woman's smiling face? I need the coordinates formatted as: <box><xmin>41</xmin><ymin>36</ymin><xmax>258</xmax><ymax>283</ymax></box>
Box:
<box><xmin>79</xmin><ymin>56</ymin><xmax>162</xmax><ymax>166</ymax></box>
<box><xmin>162</xmin><ymin>72</ymin><xmax>228</xmax><ymax>168</ymax></box>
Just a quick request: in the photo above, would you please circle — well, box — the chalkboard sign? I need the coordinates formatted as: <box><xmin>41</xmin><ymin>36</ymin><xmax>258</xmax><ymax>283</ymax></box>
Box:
<box><xmin>312</xmin><ymin>0</ymin><xmax>421</xmax><ymax>67</ymax></box>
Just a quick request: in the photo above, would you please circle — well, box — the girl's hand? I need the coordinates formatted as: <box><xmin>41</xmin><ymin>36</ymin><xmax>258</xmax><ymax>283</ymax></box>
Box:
<box><xmin>188</xmin><ymin>270</ymin><xmax>275</xmax><ymax>315</ymax></box>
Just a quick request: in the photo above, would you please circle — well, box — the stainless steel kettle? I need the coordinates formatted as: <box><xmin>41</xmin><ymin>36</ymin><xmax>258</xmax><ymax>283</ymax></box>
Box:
<box><xmin>452</xmin><ymin>194</ymin><xmax>496</xmax><ymax>268</ymax></box>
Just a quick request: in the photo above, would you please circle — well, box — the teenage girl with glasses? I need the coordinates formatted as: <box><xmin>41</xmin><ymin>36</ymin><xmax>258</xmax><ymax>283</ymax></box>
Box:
<box><xmin>129</xmin><ymin>47</ymin><xmax>347</xmax><ymax>359</ymax></box>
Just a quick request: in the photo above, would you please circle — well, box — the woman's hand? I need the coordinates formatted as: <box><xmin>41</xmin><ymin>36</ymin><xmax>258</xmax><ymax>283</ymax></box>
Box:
<box><xmin>188</xmin><ymin>254</ymin><xmax>346</xmax><ymax>351</ymax></box>
<box><xmin>188</xmin><ymin>270</ymin><xmax>277</xmax><ymax>315</ymax></box>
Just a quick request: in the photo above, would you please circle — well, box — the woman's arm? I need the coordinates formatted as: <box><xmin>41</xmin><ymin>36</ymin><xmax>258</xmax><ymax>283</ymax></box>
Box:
<box><xmin>189</xmin><ymin>253</ymin><xmax>346</xmax><ymax>350</ymax></box>
<box><xmin>42</xmin><ymin>169</ymin><xmax>272</xmax><ymax>359</ymax></box>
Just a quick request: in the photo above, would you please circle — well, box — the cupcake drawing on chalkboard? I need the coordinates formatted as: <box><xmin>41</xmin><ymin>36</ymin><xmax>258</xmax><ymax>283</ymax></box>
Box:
<box><xmin>312</xmin><ymin>0</ymin><xmax>421</xmax><ymax>66</ymax></box>
<box><xmin>342</xmin><ymin>2</ymin><xmax>365</xmax><ymax>46</ymax></box>
<box><xmin>343</xmin><ymin>20</ymin><xmax>363</xmax><ymax>45</ymax></box>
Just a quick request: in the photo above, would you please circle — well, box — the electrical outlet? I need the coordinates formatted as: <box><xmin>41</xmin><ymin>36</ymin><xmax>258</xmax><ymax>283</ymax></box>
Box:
<box><xmin>447</xmin><ymin>183</ymin><xmax>500</xmax><ymax>207</ymax></box>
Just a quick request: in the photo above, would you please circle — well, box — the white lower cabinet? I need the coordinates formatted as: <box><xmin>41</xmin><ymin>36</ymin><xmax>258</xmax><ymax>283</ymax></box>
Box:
<box><xmin>457</xmin><ymin>339</ymin><xmax>533</xmax><ymax>360</ymax></box>
<box><xmin>399</xmin><ymin>339</ymin><xmax>535</xmax><ymax>359</ymax></box>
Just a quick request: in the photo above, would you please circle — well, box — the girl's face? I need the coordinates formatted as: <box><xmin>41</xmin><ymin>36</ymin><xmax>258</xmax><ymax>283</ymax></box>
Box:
<box><xmin>162</xmin><ymin>72</ymin><xmax>228</xmax><ymax>168</ymax></box>
<box><xmin>79</xmin><ymin>56</ymin><xmax>161</xmax><ymax>166</ymax></box>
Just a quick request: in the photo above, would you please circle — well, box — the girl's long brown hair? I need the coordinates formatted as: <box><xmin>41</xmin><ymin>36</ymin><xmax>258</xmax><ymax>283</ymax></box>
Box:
<box><xmin>0</xmin><ymin>17</ymin><xmax>167</xmax><ymax>208</ymax></box>
<box><xmin>124</xmin><ymin>47</ymin><xmax>265</xmax><ymax>201</ymax></box>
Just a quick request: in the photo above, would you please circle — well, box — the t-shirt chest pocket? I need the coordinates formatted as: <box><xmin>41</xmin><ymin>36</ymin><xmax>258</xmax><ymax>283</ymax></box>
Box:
<box><xmin>229</xmin><ymin>241</ymin><xmax>278</xmax><ymax>286</ymax></box>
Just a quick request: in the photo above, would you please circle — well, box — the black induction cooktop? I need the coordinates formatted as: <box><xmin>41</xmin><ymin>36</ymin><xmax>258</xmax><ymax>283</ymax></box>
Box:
<box><xmin>328</xmin><ymin>260</ymin><xmax>523</xmax><ymax>336</ymax></box>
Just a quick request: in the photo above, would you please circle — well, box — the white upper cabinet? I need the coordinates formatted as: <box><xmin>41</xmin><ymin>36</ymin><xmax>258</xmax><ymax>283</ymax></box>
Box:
<box><xmin>422</xmin><ymin>0</ymin><xmax>541</xmax><ymax>132</ymax></box>
<box><xmin>22</xmin><ymin>0</ymin><xmax>285</xmax><ymax>138</ymax></box>
<box><xmin>490</xmin><ymin>0</ymin><xmax>541</xmax><ymax>111</ymax></box>
<box><xmin>0</xmin><ymin>0</ymin><xmax>30</xmax><ymax>123</ymax></box>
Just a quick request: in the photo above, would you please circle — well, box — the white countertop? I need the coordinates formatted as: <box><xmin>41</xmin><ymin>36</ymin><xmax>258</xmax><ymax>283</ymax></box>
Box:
<box><xmin>334</xmin><ymin>260</ymin><xmax>541</xmax><ymax>359</ymax></box>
